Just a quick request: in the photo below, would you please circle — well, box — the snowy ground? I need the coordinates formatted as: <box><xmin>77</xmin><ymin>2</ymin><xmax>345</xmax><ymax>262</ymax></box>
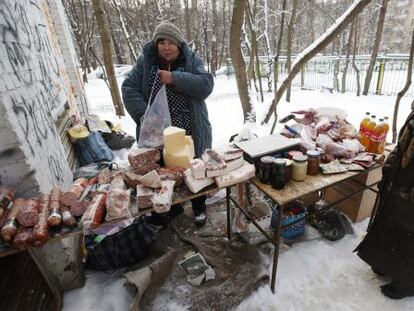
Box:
<box><xmin>63</xmin><ymin>74</ymin><xmax>414</xmax><ymax>311</ymax></box>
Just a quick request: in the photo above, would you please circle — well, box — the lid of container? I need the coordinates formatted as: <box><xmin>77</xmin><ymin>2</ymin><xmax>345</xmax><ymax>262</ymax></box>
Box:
<box><xmin>288</xmin><ymin>150</ymin><xmax>303</xmax><ymax>157</ymax></box>
<box><xmin>273</xmin><ymin>158</ymin><xmax>286</xmax><ymax>166</ymax></box>
<box><xmin>282</xmin><ymin>158</ymin><xmax>292</xmax><ymax>166</ymax></box>
<box><xmin>260</xmin><ymin>156</ymin><xmax>275</xmax><ymax>164</ymax></box>
<box><xmin>306</xmin><ymin>150</ymin><xmax>320</xmax><ymax>158</ymax></box>
<box><xmin>293</xmin><ymin>155</ymin><xmax>308</xmax><ymax>162</ymax></box>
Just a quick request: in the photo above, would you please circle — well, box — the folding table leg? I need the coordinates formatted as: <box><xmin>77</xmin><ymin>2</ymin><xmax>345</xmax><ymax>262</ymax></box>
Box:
<box><xmin>271</xmin><ymin>204</ymin><xmax>284</xmax><ymax>293</ymax></box>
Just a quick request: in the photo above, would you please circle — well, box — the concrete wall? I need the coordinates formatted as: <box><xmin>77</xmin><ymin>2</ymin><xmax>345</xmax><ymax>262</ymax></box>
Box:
<box><xmin>0</xmin><ymin>0</ymin><xmax>88</xmax><ymax>196</ymax></box>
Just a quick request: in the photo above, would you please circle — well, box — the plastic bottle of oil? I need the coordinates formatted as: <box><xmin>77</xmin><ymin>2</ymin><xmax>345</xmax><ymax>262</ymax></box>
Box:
<box><xmin>365</xmin><ymin>115</ymin><xmax>376</xmax><ymax>152</ymax></box>
<box><xmin>378</xmin><ymin>116</ymin><xmax>389</xmax><ymax>154</ymax></box>
<box><xmin>359</xmin><ymin>112</ymin><xmax>370</xmax><ymax>148</ymax></box>
<box><xmin>370</xmin><ymin>118</ymin><xmax>383</xmax><ymax>153</ymax></box>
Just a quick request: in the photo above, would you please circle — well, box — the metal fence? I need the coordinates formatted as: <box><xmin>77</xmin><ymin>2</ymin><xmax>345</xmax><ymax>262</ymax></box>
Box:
<box><xmin>226</xmin><ymin>55</ymin><xmax>414</xmax><ymax>97</ymax></box>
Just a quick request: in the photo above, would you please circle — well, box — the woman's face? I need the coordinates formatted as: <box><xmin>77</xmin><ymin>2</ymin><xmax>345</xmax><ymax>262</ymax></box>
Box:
<box><xmin>157</xmin><ymin>39</ymin><xmax>180</xmax><ymax>65</ymax></box>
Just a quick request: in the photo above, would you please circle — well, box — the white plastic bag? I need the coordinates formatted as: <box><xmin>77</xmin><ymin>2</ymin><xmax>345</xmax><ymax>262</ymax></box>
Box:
<box><xmin>138</xmin><ymin>85</ymin><xmax>171</xmax><ymax>148</ymax></box>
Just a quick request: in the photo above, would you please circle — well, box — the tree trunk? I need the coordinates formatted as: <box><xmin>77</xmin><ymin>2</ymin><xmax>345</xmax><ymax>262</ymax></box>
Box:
<box><xmin>112</xmin><ymin>0</ymin><xmax>137</xmax><ymax>63</ymax></box>
<box><xmin>263</xmin><ymin>0</ymin><xmax>272</xmax><ymax>93</ymax></box>
<box><xmin>392</xmin><ymin>27</ymin><xmax>414</xmax><ymax>143</ymax></box>
<box><xmin>265</xmin><ymin>0</ymin><xmax>372</xmax><ymax>125</ymax></box>
<box><xmin>285</xmin><ymin>0</ymin><xmax>298</xmax><ymax>102</ymax></box>
<box><xmin>270</xmin><ymin>0</ymin><xmax>286</xmax><ymax>133</ymax></box>
<box><xmin>351</xmin><ymin>19</ymin><xmax>361</xmax><ymax>96</ymax></box>
<box><xmin>183</xmin><ymin>0</ymin><xmax>193</xmax><ymax>43</ymax></box>
<box><xmin>230</xmin><ymin>0</ymin><xmax>252</xmax><ymax>122</ymax></box>
<box><xmin>362</xmin><ymin>0</ymin><xmax>389</xmax><ymax>95</ymax></box>
<box><xmin>341</xmin><ymin>24</ymin><xmax>353</xmax><ymax>93</ymax></box>
<box><xmin>92</xmin><ymin>0</ymin><xmax>125</xmax><ymax>116</ymax></box>
<box><xmin>246</xmin><ymin>0</ymin><xmax>263</xmax><ymax>102</ymax></box>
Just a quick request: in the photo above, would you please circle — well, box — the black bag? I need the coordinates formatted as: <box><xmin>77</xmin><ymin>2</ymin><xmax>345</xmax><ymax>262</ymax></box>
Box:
<box><xmin>85</xmin><ymin>218</ymin><xmax>160</xmax><ymax>271</ymax></box>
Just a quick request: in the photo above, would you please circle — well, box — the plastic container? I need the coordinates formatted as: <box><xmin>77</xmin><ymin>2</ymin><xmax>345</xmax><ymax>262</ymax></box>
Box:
<box><xmin>306</xmin><ymin>150</ymin><xmax>320</xmax><ymax>175</ymax></box>
<box><xmin>292</xmin><ymin>155</ymin><xmax>308</xmax><ymax>181</ymax></box>
<box><xmin>287</xmin><ymin>150</ymin><xmax>303</xmax><ymax>160</ymax></box>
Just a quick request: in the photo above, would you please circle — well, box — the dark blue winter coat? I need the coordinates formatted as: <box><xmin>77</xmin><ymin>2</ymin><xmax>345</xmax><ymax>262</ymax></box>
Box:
<box><xmin>121</xmin><ymin>41</ymin><xmax>214</xmax><ymax>157</ymax></box>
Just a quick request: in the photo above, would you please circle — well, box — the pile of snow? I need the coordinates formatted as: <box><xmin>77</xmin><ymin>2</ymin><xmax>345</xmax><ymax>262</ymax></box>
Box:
<box><xmin>87</xmin><ymin>64</ymin><xmax>133</xmax><ymax>80</ymax></box>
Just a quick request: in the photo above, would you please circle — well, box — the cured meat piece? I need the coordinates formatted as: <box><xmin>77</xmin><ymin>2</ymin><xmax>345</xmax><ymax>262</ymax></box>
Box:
<box><xmin>62</xmin><ymin>205</ymin><xmax>76</xmax><ymax>227</ymax></box>
<box><xmin>97</xmin><ymin>169</ymin><xmax>126</xmax><ymax>185</ymax></box>
<box><xmin>215</xmin><ymin>162</ymin><xmax>255</xmax><ymax>188</ymax></box>
<box><xmin>134</xmin><ymin>163</ymin><xmax>160</xmax><ymax>175</ymax></box>
<box><xmin>128</xmin><ymin>148</ymin><xmax>160</xmax><ymax>169</ymax></box>
<box><xmin>105</xmin><ymin>189</ymin><xmax>131</xmax><ymax>221</ymax></box>
<box><xmin>12</xmin><ymin>227</ymin><xmax>34</xmax><ymax>250</ymax></box>
<box><xmin>17</xmin><ymin>199</ymin><xmax>39</xmax><ymax>227</ymax></box>
<box><xmin>1</xmin><ymin>198</ymin><xmax>23</xmax><ymax>241</ymax></box>
<box><xmin>136</xmin><ymin>185</ymin><xmax>154</xmax><ymax>210</ymax></box>
<box><xmin>219</xmin><ymin>146</ymin><xmax>243</xmax><ymax>161</ymax></box>
<box><xmin>47</xmin><ymin>187</ymin><xmax>61</xmax><ymax>227</ymax></box>
<box><xmin>190</xmin><ymin>159</ymin><xmax>206</xmax><ymax>179</ymax></box>
<box><xmin>110</xmin><ymin>176</ymin><xmax>126</xmax><ymax>190</ymax></box>
<box><xmin>152</xmin><ymin>180</ymin><xmax>175</xmax><ymax>213</ymax></box>
<box><xmin>0</xmin><ymin>186</ymin><xmax>15</xmax><ymax>218</ymax></box>
<box><xmin>157</xmin><ymin>167</ymin><xmax>184</xmax><ymax>187</ymax></box>
<box><xmin>70</xmin><ymin>199</ymin><xmax>90</xmax><ymax>217</ymax></box>
<box><xmin>184</xmin><ymin>169</ymin><xmax>215</xmax><ymax>194</ymax></box>
<box><xmin>34</xmin><ymin>194</ymin><xmax>49</xmax><ymax>246</ymax></box>
<box><xmin>123</xmin><ymin>171</ymin><xmax>142</xmax><ymax>188</ymax></box>
<box><xmin>61</xmin><ymin>178</ymin><xmax>88</xmax><ymax>206</ymax></box>
<box><xmin>0</xmin><ymin>208</ymin><xmax>10</xmax><ymax>228</ymax></box>
<box><xmin>139</xmin><ymin>170</ymin><xmax>162</xmax><ymax>189</ymax></box>
<box><xmin>202</xmin><ymin>149</ymin><xmax>227</xmax><ymax>173</ymax></box>
<box><xmin>80</xmin><ymin>193</ymin><xmax>107</xmax><ymax>231</ymax></box>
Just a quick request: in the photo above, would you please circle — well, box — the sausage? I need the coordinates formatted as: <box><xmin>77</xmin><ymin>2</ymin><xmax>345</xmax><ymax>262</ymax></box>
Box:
<box><xmin>1</xmin><ymin>198</ymin><xmax>24</xmax><ymax>241</ymax></box>
<box><xmin>33</xmin><ymin>194</ymin><xmax>49</xmax><ymax>246</ymax></box>
<box><xmin>17</xmin><ymin>199</ymin><xmax>39</xmax><ymax>227</ymax></box>
<box><xmin>12</xmin><ymin>227</ymin><xmax>34</xmax><ymax>250</ymax></box>
<box><xmin>47</xmin><ymin>187</ymin><xmax>61</xmax><ymax>226</ymax></box>
<box><xmin>61</xmin><ymin>178</ymin><xmax>88</xmax><ymax>206</ymax></box>
<box><xmin>80</xmin><ymin>193</ymin><xmax>106</xmax><ymax>231</ymax></box>
<box><xmin>61</xmin><ymin>205</ymin><xmax>76</xmax><ymax>227</ymax></box>
<box><xmin>0</xmin><ymin>186</ymin><xmax>15</xmax><ymax>218</ymax></box>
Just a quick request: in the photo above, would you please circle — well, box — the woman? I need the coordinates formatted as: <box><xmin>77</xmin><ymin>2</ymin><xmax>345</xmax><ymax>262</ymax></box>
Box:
<box><xmin>122</xmin><ymin>21</ymin><xmax>214</xmax><ymax>227</ymax></box>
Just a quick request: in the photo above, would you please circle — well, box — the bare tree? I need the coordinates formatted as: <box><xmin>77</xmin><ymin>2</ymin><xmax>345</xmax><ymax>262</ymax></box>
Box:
<box><xmin>92</xmin><ymin>0</ymin><xmax>125</xmax><ymax>116</ymax></box>
<box><xmin>351</xmin><ymin>18</ymin><xmax>361</xmax><ymax>96</ymax></box>
<box><xmin>285</xmin><ymin>0</ymin><xmax>298</xmax><ymax>102</ymax></box>
<box><xmin>341</xmin><ymin>24</ymin><xmax>353</xmax><ymax>93</ymax></box>
<box><xmin>265</xmin><ymin>0</ymin><xmax>372</xmax><ymax>125</ymax></box>
<box><xmin>263</xmin><ymin>0</ymin><xmax>273</xmax><ymax>93</ymax></box>
<box><xmin>392</xmin><ymin>27</ymin><xmax>414</xmax><ymax>143</ymax></box>
<box><xmin>363</xmin><ymin>0</ymin><xmax>389</xmax><ymax>95</ymax></box>
<box><xmin>230</xmin><ymin>0</ymin><xmax>253</xmax><ymax>122</ymax></box>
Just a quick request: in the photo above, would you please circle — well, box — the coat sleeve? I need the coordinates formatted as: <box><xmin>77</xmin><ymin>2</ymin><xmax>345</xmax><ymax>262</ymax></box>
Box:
<box><xmin>171</xmin><ymin>56</ymin><xmax>214</xmax><ymax>100</ymax></box>
<box><xmin>121</xmin><ymin>56</ymin><xmax>148</xmax><ymax>125</ymax></box>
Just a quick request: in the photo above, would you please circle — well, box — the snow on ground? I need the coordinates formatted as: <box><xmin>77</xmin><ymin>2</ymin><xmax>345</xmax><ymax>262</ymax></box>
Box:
<box><xmin>62</xmin><ymin>74</ymin><xmax>414</xmax><ymax>311</ymax></box>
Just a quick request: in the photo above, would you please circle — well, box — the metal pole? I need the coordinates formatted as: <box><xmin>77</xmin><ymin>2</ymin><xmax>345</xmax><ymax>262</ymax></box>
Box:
<box><xmin>226</xmin><ymin>187</ymin><xmax>231</xmax><ymax>240</ymax></box>
<box><xmin>271</xmin><ymin>204</ymin><xmax>285</xmax><ymax>293</ymax></box>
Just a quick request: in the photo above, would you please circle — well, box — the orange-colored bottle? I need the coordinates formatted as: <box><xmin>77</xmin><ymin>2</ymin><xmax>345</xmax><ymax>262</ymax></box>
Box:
<box><xmin>370</xmin><ymin>118</ymin><xmax>383</xmax><ymax>153</ymax></box>
<box><xmin>378</xmin><ymin>116</ymin><xmax>389</xmax><ymax>154</ymax></box>
<box><xmin>365</xmin><ymin>115</ymin><xmax>376</xmax><ymax>152</ymax></box>
<box><xmin>359</xmin><ymin>112</ymin><xmax>370</xmax><ymax>148</ymax></box>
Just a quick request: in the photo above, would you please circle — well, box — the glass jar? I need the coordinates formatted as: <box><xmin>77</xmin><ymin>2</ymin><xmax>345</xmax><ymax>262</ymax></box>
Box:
<box><xmin>306</xmin><ymin>150</ymin><xmax>320</xmax><ymax>175</ymax></box>
<box><xmin>282</xmin><ymin>158</ymin><xmax>292</xmax><ymax>183</ymax></box>
<box><xmin>271</xmin><ymin>159</ymin><xmax>286</xmax><ymax>190</ymax></box>
<box><xmin>292</xmin><ymin>155</ymin><xmax>308</xmax><ymax>181</ymax></box>
<box><xmin>259</xmin><ymin>156</ymin><xmax>274</xmax><ymax>184</ymax></box>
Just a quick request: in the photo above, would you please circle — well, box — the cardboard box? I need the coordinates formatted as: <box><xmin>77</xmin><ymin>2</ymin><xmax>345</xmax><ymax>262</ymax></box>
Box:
<box><xmin>323</xmin><ymin>166</ymin><xmax>382</xmax><ymax>222</ymax></box>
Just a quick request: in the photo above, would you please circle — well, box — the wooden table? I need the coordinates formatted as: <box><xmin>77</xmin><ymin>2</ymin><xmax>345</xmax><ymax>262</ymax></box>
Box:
<box><xmin>226</xmin><ymin>162</ymin><xmax>382</xmax><ymax>293</ymax></box>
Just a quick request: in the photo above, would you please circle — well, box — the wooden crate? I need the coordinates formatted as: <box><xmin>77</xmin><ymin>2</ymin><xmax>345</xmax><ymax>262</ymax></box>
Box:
<box><xmin>322</xmin><ymin>166</ymin><xmax>382</xmax><ymax>222</ymax></box>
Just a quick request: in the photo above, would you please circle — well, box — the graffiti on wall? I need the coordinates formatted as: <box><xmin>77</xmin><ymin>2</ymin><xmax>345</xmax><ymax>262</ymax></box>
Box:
<box><xmin>0</xmin><ymin>0</ymin><xmax>73</xmax><ymax>190</ymax></box>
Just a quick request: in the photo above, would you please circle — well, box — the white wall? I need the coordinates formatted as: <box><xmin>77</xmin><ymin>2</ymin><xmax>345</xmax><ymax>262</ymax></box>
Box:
<box><xmin>0</xmin><ymin>0</ymin><xmax>87</xmax><ymax>196</ymax></box>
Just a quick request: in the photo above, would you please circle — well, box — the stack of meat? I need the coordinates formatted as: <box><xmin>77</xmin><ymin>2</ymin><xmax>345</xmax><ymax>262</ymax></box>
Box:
<box><xmin>184</xmin><ymin>146</ymin><xmax>255</xmax><ymax>193</ymax></box>
<box><xmin>280</xmin><ymin>108</ymin><xmax>367</xmax><ymax>164</ymax></box>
